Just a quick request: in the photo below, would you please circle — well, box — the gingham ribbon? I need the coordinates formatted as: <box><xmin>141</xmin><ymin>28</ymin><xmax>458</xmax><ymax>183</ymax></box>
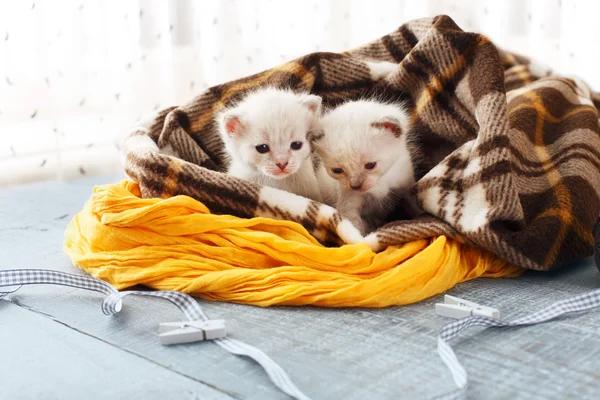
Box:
<box><xmin>434</xmin><ymin>288</ymin><xmax>600</xmax><ymax>400</ymax></box>
<box><xmin>0</xmin><ymin>269</ymin><xmax>310</xmax><ymax>400</ymax></box>
<box><xmin>2</xmin><ymin>269</ymin><xmax>599</xmax><ymax>400</ymax></box>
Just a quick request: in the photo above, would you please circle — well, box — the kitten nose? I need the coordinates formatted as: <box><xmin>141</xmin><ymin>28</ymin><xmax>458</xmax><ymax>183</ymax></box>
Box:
<box><xmin>349</xmin><ymin>176</ymin><xmax>364</xmax><ymax>190</ymax></box>
<box><xmin>276</xmin><ymin>161</ymin><xmax>288</xmax><ymax>171</ymax></box>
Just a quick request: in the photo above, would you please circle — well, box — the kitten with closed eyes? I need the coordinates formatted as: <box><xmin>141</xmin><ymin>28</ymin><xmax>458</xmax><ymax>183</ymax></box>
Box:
<box><xmin>218</xmin><ymin>88</ymin><xmax>336</xmax><ymax>204</ymax></box>
<box><xmin>314</xmin><ymin>99</ymin><xmax>421</xmax><ymax>235</ymax></box>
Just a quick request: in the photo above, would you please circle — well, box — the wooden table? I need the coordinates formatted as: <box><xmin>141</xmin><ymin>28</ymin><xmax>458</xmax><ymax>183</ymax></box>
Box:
<box><xmin>1</xmin><ymin>176</ymin><xmax>599</xmax><ymax>399</ymax></box>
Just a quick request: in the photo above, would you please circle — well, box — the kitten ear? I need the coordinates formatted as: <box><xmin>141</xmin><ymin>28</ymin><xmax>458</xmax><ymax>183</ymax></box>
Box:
<box><xmin>371</xmin><ymin>116</ymin><xmax>403</xmax><ymax>138</ymax></box>
<box><xmin>299</xmin><ymin>94</ymin><xmax>322</xmax><ymax>123</ymax></box>
<box><xmin>221</xmin><ymin>113</ymin><xmax>244</xmax><ymax>137</ymax></box>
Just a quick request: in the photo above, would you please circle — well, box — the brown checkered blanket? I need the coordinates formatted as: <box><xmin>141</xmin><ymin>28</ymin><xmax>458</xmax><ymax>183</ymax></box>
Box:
<box><xmin>122</xmin><ymin>15</ymin><xmax>600</xmax><ymax>271</ymax></box>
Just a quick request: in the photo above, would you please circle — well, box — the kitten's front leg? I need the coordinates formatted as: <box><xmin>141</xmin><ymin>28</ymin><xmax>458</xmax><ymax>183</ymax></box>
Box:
<box><xmin>336</xmin><ymin>191</ymin><xmax>366</xmax><ymax>235</ymax></box>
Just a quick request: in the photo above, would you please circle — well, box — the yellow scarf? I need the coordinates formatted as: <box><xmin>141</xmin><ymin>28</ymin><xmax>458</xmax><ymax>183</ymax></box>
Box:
<box><xmin>64</xmin><ymin>181</ymin><xmax>523</xmax><ymax>307</ymax></box>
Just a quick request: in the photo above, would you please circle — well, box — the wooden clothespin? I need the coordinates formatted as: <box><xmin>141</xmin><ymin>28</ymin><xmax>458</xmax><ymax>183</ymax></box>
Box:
<box><xmin>435</xmin><ymin>295</ymin><xmax>500</xmax><ymax>320</ymax></box>
<box><xmin>158</xmin><ymin>319</ymin><xmax>226</xmax><ymax>345</ymax></box>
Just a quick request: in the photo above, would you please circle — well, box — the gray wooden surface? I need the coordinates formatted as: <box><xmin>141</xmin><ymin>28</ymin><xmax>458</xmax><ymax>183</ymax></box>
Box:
<box><xmin>1</xmin><ymin>175</ymin><xmax>599</xmax><ymax>400</ymax></box>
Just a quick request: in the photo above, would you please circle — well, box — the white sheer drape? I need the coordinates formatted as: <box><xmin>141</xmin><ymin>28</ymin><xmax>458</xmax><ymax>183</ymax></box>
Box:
<box><xmin>1</xmin><ymin>0</ymin><xmax>598</xmax><ymax>186</ymax></box>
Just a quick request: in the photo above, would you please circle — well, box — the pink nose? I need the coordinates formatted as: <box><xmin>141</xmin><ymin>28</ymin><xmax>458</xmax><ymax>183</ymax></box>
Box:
<box><xmin>276</xmin><ymin>162</ymin><xmax>288</xmax><ymax>171</ymax></box>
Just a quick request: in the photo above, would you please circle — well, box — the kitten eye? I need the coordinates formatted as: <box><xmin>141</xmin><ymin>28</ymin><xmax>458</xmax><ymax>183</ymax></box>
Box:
<box><xmin>364</xmin><ymin>162</ymin><xmax>377</xmax><ymax>170</ymax></box>
<box><xmin>332</xmin><ymin>167</ymin><xmax>344</xmax><ymax>174</ymax></box>
<box><xmin>290</xmin><ymin>141</ymin><xmax>303</xmax><ymax>150</ymax></box>
<box><xmin>255</xmin><ymin>144</ymin><xmax>270</xmax><ymax>154</ymax></box>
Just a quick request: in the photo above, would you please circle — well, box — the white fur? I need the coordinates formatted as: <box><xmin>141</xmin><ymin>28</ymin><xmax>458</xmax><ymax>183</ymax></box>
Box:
<box><xmin>315</xmin><ymin>160</ymin><xmax>339</xmax><ymax>206</ymax></box>
<box><xmin>217</xmin><ymin>88</ymin><xmax>330</xmax><ymax>202</ymax></box>
<box><xmin>362</xmin><ymin>232</ymin><xmax>381</xmax><ymax>251</ymax></box>
<box><xmin>315</xmin><ymin>99</ymin><xmax>415</xmax><ymax>234</ymax></box>
<box><xmin>337</xmin><ymin>219</ymin><xmax>364</xmax><ymax>244</ymax></box>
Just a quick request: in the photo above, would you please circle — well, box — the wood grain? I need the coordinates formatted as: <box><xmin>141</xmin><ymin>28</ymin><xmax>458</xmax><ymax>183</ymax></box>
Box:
<box><xmin>1</xmin><ymin>175</ymin><xmax>599</xmax><ymax>399</ymax></box>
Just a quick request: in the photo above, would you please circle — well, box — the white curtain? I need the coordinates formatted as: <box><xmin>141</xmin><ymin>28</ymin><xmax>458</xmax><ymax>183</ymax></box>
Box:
<box><xmin>1</xmin><ymin>0</ymin><xmax>598</xmax><ymax>186</ymax></box>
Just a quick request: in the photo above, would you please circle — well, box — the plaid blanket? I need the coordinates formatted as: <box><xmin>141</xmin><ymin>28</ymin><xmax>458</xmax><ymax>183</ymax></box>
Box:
<box><xmin>122</xmin><ymin>15</ymin><xmax>600</xmax><ymax>271</ymax></box>
<box><xmin>595</xmin><ymin>217</ymin><xmax>600</xmax><ymax>272</ymax></box>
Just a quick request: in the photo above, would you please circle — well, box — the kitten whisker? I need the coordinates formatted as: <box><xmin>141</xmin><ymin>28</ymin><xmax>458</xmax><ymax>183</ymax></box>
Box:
<box><xmin>315</xmin><ymin>97</ymin><xmax>415</xmax><ymax>233</ymax></box>
<box><xmin>216</xmin><ymin>88</ymin><xmax>335</xmax><ymax>205</ymax></box>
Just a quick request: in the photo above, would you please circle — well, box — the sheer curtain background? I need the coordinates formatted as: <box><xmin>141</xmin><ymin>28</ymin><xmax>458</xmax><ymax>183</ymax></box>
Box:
<box><xmin>1</xmin><ymin>0</ymin><xmax>598</xmax><ymax>186</ymax></box>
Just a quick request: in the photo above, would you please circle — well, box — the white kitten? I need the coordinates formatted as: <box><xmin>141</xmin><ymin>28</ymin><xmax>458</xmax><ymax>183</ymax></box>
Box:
<box><xmin>218</xmin><ymin>88</ymin><xmax>336</xmax><ymax>203</ymax></box>
<box><xmin>314</xmin><ymin>100</ymin><xmax>420</xmax><ymax>234</ymax></box>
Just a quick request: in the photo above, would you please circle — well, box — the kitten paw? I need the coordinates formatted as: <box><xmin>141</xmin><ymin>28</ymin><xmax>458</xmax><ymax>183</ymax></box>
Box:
<box><xmin>337</xmin><ymin>218</ymin><xmax>364</xmax><ymax>244</ymax></box>
<box><xmin>349</xmin><ymin>216</ymin><xmax>366</xmax><ymax>236</ymax></box>
<box><xmin>361</xmin><ymin>232</ymin><xmax>381</xmax><ymax>252</ymax></box>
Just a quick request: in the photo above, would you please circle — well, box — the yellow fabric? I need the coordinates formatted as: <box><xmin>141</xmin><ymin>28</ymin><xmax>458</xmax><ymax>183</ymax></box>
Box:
<box><xmin>64</xmin><ymin>180</ymin><xmax>524</xmax><ymax>307</ymax></box>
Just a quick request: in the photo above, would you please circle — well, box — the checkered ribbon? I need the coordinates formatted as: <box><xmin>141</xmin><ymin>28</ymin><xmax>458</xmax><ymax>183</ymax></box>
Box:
<box><xmin>3</xmin><ymin>269</ymin><xmax>599</xmax><ymax>400</ymax></box>
<box><xmin>0</xmin><ymin>269</ymin><xmax>310</xmax><ymax>400</ymax></box>
<box><xmin>434</xmin><ymin>288</ymin><xmax>600</xmax><ymax>400</ymax></box>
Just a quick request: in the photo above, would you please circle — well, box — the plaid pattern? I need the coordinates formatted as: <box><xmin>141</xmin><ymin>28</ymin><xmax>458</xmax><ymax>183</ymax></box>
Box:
<box><xmin>0</xmin><ymin>269</ymin><xmax>310</xmax><ymax>400</ymax></box>
<box><xmin>102</xmin><ymin>290</ymin><xmax>209</xmax><ymax>320</ymax></box>
<box><xmin>121</xmin><ymin>15</ymin><xmax>600</xmax><ymax>270</ymax></box>
<box><xmin>0</xmin><ymin>269</ymin><xmax>117</xmax><ymax>295</ymax></box>
<box><xmin>437</xmin><ymin>288</ymin><xmax>600</xmax><ymax>399</ymax></box>
<box><xmin>2</xmin><ymin>268</ymin><xmax>599</xmax><ymax>399</ymax></box>
<box><xmin>594</xmin><ymin>217</ymin><xmax>600</xmax><ymax>272</ymax></box>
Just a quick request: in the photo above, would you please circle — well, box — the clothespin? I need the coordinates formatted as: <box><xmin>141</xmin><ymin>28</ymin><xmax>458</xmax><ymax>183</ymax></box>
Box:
<box><xmin>158</xmin><ymin>319</ymin><xmax>226</xmax><ymax>345</ymax></box>
<box><xmin>435</xmin><ymin>295</ymin><xmax>500</xmax><ymax>320</ymax></box>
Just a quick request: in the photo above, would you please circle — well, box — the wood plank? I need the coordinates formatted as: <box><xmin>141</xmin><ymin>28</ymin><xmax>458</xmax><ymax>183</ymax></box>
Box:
<box><xmin>0</xmin><ymin>301</ymin><xmax>236</xmax><ymax>400</ymax></box>
<box><xmin>1</xmin><ymin>175</ymin><xmax>600</xmax><ymax>399</ymax></box>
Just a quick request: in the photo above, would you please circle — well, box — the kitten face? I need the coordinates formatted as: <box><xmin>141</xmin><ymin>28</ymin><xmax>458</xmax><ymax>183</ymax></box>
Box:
<box><xmin>219</xmin><ymin>89</ymin><xmax>321</xmax><ymax>180</ymax></box>
<box><xmin>320</xmin><ymin>132</ymin><xmax>403</xmax><ymax>192</ymax></box>
<box><xmin>315</xmin><ymin>100</ymin><xmax>412</xmax><ymax>193</ymax></box>
<box><xmin>234</xmin><ymin>118</ymin><xmax>312</xmax><ymax>179</ymax></box>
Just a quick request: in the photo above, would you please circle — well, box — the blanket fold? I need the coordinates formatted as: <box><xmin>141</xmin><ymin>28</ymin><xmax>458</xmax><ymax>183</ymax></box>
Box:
<box><xmin>120</xmin><ymin>14</ymin><xmax>600</xmax><ymax>271</ymax></box>
<box><xmin>64</xmin><ymin>181</ymin><xmax>523</xmax><ymax>307</ymax></box>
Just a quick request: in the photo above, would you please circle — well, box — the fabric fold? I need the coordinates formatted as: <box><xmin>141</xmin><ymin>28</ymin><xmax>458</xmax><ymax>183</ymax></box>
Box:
<box><xmin>119</xmin><ymin>15</ymin><xmax>600</xmax><ymax>271</ymax></box>
<box><xmin>64</xmin><ymin>181</ymin><xmax>523</xmax><ymax>307</ymax></box>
